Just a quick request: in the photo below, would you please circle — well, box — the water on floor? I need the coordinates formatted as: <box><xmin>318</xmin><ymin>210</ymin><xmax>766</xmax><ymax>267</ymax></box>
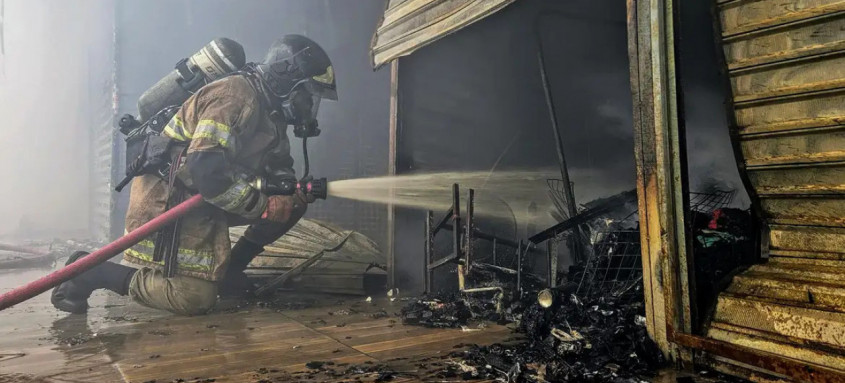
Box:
<box><xmin>0</xmin><ymin>266</ymin><xmax>516</xmax><ymax>383</ymax></box>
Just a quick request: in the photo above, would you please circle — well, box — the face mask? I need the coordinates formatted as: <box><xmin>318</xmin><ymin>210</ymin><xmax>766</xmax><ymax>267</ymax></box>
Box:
<box><xmin>281</xmin><ymin>83</ymin><xmax>322</xmax><ymax>138</ymax></box>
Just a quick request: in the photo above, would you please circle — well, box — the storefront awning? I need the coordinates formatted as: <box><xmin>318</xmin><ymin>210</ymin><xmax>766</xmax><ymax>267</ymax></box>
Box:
<box><xmin>370</xmin><ymin>0</ymin><xmax>515</xmax><ymax>69</ymax></box>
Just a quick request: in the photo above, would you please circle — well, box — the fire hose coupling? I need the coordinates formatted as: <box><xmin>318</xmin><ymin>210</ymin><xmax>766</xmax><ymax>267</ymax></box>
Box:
<box><xmin>251</xmin><ymin>176</ymin><xmax>327</xmax><ymax>200</ymax></box>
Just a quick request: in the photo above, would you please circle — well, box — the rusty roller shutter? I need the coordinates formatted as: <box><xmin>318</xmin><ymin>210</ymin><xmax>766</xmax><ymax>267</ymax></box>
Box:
<box><xmin>370</xmin><ymin>0</ymin><xmax>516</xmax><ymax>68</ymax></box>
<box><xmin>710</xmin><ymin>0</ymin><xmax>845</xmax><ymax>376</ymax></box>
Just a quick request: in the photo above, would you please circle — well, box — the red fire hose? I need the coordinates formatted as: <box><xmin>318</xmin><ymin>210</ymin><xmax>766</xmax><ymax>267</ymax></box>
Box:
<box><xmin>0</xmin><ymin>195</ymin><xmax>205</xmax><ymax>311</ymax></box>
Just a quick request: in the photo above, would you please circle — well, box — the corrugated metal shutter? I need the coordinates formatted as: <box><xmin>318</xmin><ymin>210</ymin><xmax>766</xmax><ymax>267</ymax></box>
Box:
<box><xmin>370</xmin><ymin>0</ymin><xmax>516</xmax><ymax>68</ymax></box>
<box><xmin>710</xmin><ymin>0</ymin><xmax>845</xmax><ymax>375</ymax></box>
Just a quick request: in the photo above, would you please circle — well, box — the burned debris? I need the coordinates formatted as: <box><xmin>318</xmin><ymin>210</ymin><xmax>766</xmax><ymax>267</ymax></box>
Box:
<box><xmin>400</xmin><ymin>184</ymin><xmax>755</xmax><ymax>382</ymax></box>
<box><xmin>402</xmin><ymin>262</ymin><xmax>546</xmax><ymax>328</ymax></box>
<box><xmin>401</xmin><ymin>293</ymin><xmax>473</xmax><ymax>328</ymax></box>
<box><xmin>453</xmin><ymin>297</ymin><xmax>662</xmax><ymax>382</ymax></box>
<box><xmin>403</xmin><ymin>266</ymin><xmax>662</xmax><ymax>382</ymax></box>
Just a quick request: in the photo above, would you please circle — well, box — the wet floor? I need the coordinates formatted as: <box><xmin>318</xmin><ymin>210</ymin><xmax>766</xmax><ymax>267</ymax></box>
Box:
<box><xmin>0</xmin><ymin>266</ymin><xmax>170</xmax><ymax>382</ymax></box>
<box><xmin>0</xmin><ymin>266</ymin><xmax>516</xmax><ymax>383</ymax></box>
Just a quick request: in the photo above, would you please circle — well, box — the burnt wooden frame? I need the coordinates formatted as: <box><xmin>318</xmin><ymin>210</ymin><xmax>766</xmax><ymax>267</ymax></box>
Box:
<box><xmin>627</xmin><ymin>0</ymin><xmax>695</xmax><ymax>364</ymax></box>
<box><xmin>628</xmin><ymin>1</ymin><xmax>845</xmax><ymax>381</ymax></box>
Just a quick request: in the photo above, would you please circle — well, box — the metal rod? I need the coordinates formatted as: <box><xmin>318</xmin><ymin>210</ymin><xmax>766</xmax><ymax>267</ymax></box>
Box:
<box><xmin>492</xmin><ymin>238</ymin><xmax>497</xmax><ymax>266</ymax></box>
<box><xmin>427</xmin><ymin>252</ymin><xmax>459</xmax><ymax>271</ymax></box>
<box><xmin>536</xmin><ymin>34</ymin><xmax>581</xmax><ymax>262</ymax></box>
<box><xmin>256</xmin><ymin>250</ymin><xmax>327</xmax><ymax>296</ymax></box>
<box><xmin>547</xmin><ymin>239</ymin><xmax>557</xmax><ymax>287</ymax></box>
<box><xmin>517</xmin><ymin>240</ymin><xmax>523</xmax><ymax>299</ymax></box>
<box><xmin>386</xmin><ymin>60</ymin><xmax>399</xmax><ymax>292</ymax></box>
<box><xmin>465</xmin><ymin>188</ymin><xmax>474</xmax><ymax>273</ymax></box>
<box><xmin>452</xmin><ymin>184</ymin><xmax>461</xmax><ymax>265</ymax></box>
<box><xmin>462</xmin><ymin>287</ymin><xmax>504</xmax><ymax>293</ymax></box>
<box><xmin>453</xmin><ymin>184</ymin><xmax>463</xmax><ymax>290</ymax></box>
<box><xmin>530</xmin><ymin>189</ymin><xmax>637</xmax><ymax>244</ymax></box>
<box><xmin>432</xmin><ymin>206</ymin><xmax>454</xmax><ymax>236</ymax></box>
<box><xmin>439</xmin><ymin>223</ymin><xmax>525</xmax><ymax>249</ymax></box>
<box><xmin>424</xmin><ymin>210</ymin><xmax>433</xmax><ymax>294</ymax></box>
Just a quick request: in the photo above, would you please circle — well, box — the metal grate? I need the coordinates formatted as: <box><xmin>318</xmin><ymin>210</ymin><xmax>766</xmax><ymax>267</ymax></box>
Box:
<box><xmin>576</xmin><ymin>217</ymin><xmax>642</xmax><ymax>300</ymax></box>
<box><xmin>689</xmin><ymin>189</ymin><xmax>735</xmax><ymax>213</ymax></box>
<box><xmin>573</xmin><ymin>189</ymin><xmax>735</xmax><ymax>300</ymax></box>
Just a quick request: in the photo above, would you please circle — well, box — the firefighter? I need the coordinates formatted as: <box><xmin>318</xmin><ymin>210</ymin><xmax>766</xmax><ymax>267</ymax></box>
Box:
<box><xmin>51</xmin><ymin>35</ymin><xmax>336</xmax><ymax>316</ymax></box>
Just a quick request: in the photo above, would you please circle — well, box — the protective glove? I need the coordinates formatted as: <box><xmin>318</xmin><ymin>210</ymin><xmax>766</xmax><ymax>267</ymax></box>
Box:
<box><xmin>261</xmin><ymin>190</ymin><xmax>308</xmax><ymax>223</ymax></box>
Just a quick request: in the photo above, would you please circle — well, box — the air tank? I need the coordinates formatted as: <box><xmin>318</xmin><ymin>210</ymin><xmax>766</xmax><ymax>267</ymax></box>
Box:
<box><xmin>137</xmin><ymin>38</ymin><xmax>246</xmax><ymax>122</ymax></box>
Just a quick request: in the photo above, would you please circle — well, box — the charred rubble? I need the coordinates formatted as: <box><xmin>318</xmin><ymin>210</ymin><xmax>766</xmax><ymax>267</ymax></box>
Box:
<box><xmin>401</xmin><ymin>263</ymin><xmax>546</xmax><ymax>328</ymax></box>
<box><xmin>403</xmin><ymin>264</ymin><xmax>662</xmax><ymax>382</ymax></box>
<box><xmin>400</xmin><ymin>188</ymin><xmax>756</xmax><ymax>382</ymax></box>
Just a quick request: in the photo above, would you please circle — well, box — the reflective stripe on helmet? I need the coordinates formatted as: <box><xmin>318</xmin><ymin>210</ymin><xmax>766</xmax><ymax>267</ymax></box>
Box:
<box><xmin>312</xmin><ymin>66</ymin><xmax>334</xmax><ymax>85</ymax></box>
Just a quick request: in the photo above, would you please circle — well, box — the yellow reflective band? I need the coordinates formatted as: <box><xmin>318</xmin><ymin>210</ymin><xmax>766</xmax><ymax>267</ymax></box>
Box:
<box><xmin>195</xmin><ymin>119</ymin><xmax>233</xmax><ymax>149</ymax></box>
<box><xmin>126</xmin><ymin>243</ymin><xmax>213</xmax><ymax>272</ymax></box>
<box><xmin>192</xmin><ymin>132</ymin><xmax>231</xmax><ymax>149</ymax></box>
<box><xmin>313</xmin><ymin>66</ymin><xmax>334</xmax><ymax>85</ymax></box>
<box><xmin>163</xmin><ymin>126</ymin><xmax>187</xmax><ymax>141</ymax></box>
<box><xmin>132</xmin><ymin>239</ymin><xmax>213</xmax><ymax>258</ymax></box>
<box><xmin>125</xmin><ymin>247</ymin><xmax>156</xmax><ymax>263</ymax></box>
<box><xmin>163</xmin><ymin>116</ymin><xmax>189</xmax><ymax>141</ymax></box>
<box><xmin>206</xmin><ymin>179</ymin><xmax>252</xmax><ymax>211</ymax></box>
<box><xmin>138</xmin><ymin>239</ymin><xmax>156</xmax><ymax>248</ymax></box>
<box><xmin>196</xmin><ymin>119</ymin><xmax>231</xmax><ymax>134</ymax></box>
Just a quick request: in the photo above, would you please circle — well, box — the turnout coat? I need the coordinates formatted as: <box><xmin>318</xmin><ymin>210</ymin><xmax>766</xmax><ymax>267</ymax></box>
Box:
<box><xmin>123</xmin><ymin>74</ymin><xmax>295</xmax><ymax>281</ymax></box>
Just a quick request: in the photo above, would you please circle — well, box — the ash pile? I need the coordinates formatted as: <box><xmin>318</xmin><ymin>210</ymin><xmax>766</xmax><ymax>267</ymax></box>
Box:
<box><xmin>403</xmin><ymin>266</ymin><xmax>661</xmax><ymax>382</ymax></box>
<box><xmin>400</xmin><ymin>186</ymin><xmax>755</xmax><ymax>382</ymax></box>
<box><xmin>401</xmin><ymin>263</ymin><xmax>546</xmax><ymax>328</ymax></box>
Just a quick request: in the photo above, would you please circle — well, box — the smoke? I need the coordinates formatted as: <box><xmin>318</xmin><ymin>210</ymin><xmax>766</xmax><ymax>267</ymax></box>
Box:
<box><xmin>0</xmin><ymin>0</ymin><xmax>749</xmax><ymax>249</ymax></box>
<box><xmin>0</xmin><ymin>0</ymin><xmax>112</xmax><ymax>239</ymax></box>
<box><xmin>678</xmin><ymin>0</ymin><xmax>750</xmax><ymax>208</ymax></box>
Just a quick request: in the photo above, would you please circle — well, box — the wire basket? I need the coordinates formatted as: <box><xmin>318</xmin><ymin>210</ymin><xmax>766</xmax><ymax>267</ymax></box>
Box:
<box><xmin>689</xmin><ymin>189</ymin><xmax>736</xmax><ymax>213</ymax></box>
<box><xmin>574</xmin><ymin>189</ymin><xmax>736</xmax><ymax>300</ymax></box>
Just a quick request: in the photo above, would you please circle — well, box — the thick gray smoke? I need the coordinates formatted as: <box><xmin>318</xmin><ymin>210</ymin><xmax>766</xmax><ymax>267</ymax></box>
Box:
<box><xmin>0</xmin><ymin>0</ymin><xmax>747</xmax><ymax>255</ymax></box>
<box><xmin>0</xmin><ymin>0</ymin><xmax>112</xmax><ymax>239</ymax></box>
<box><xmin>679</xmin><ymin>0</ymin><xmax>750</xmax><ymax>207</ymax></box>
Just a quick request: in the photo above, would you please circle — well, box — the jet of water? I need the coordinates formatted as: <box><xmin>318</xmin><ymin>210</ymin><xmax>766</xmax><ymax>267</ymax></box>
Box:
<box><xmin>326</xmin><ymin>170</ymin><xmax>561</xmax><ymax>226</ymax></box>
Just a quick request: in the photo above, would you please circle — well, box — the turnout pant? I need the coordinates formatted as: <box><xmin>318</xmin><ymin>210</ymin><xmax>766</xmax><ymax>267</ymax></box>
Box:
<box><xmin>127</xmin><ymin>216</ymin><xmax>300</xmax><ymax>315</ymax></box>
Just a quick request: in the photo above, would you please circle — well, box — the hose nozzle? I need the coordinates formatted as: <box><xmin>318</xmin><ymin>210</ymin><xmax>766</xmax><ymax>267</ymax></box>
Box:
<box><xmin>300</xmin><ymin>177</ymin><xmax>327</xmax><ymax>200</ymax></box>
<box><xmin>253</xmin><ymin>176</ymin><xmax>327</xmax><ymax>200</ymax></box>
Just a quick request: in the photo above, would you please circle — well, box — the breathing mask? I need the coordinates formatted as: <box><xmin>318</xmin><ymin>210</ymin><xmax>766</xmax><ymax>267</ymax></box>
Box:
<box><xmin>253</xmin><ymin>35</ymin><xmax>336</xmax><ymax>138</ymax></box>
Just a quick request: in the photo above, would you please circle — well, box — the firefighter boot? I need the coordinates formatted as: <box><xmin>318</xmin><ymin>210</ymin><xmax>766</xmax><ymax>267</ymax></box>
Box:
<box><xmin>219</xmin><ymin>238</ymin><xmax>264</xmax><ymax>297</ymax></box>
<box><xmin>51</xmin><ymin>251</ymin><xmax>137</xmax><ymax>314</ymax></box>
